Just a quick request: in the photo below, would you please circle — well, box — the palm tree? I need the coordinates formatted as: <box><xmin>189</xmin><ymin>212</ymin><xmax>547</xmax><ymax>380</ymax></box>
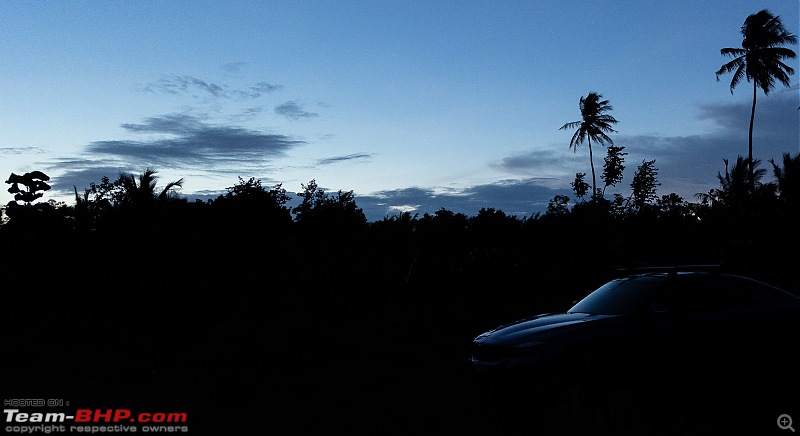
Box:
<box><xmin>117</xmin><ymin>167</ymin><xmax>184</xmax><ymax>209</ymax></box>
<box><xmin>112</xmin><ymin>168</ymin><xmax>184</xmax><ymax>233</ymax></box>
<box><xmin>715</xmin><ymin>9</ymin><xmax>797</xmax><ymax>189</ymax></box>
<box><xmin>770</xmin><ymin>152</ymin><xmax>800</xmax><ymax>206</ymax></box>
<box><xmin>696</xmin><ymin>156</ymin><xmax>767</xmax><ymax>209</ymax></box>
<box><xmin>559</xmin><ymin>91</ymin><xmax>619</xmax><ymax>199</ymax></box>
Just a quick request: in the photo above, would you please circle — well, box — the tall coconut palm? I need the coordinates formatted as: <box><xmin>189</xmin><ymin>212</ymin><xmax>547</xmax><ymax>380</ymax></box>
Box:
<box><xmin>715</xmin><ymin>9</ymin><xmax>797</xmax><ymax>189</ymax></box>
<box><xmin>559</xmin><ymin>91</ymin><xmax>619</xmax><ymax>199</ymax></box>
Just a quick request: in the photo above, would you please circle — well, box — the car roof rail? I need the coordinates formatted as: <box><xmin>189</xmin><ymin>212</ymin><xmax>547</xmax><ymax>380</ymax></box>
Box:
<box><xmin>612</xmin><ymin>263</ymin><xmax>723</xmax><ymax>276</ymax></box>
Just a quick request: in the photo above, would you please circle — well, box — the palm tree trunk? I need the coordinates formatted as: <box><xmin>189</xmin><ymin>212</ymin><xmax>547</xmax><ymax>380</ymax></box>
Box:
<box><xmin>588</xmin><ymin>137</ymin><xmax>597</xmax><ymax>199</ymax></box>
<box><xmin>749</xmin><ymin>82</ymin><xmax>757</xmax><ymax>192</ymax></box>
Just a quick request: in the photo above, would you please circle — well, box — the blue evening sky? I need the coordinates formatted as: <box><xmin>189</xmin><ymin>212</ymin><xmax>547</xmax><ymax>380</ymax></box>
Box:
<box><xmin>1</xmin><ymin>1</ymin><xmax>798</xmax><ymax>221</ymax></box>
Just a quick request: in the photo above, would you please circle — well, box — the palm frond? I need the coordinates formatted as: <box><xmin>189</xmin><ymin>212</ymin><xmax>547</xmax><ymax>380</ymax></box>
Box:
<box><xmin>569</xmin><ymin>129</ymin><xmax>584</xmax><ymax>151</ymax></box>
<box><xmin>720</xmin><ymin>47</ymin><xmax>746</xmax><ymax>58</ymax></box>
<box><xmin>715</xmin><ymin>57</ymin><xmax>744</xmax><ymax>79</ymax></box>
<box><xmin>158</xmin><ymin>178</ymin><xmax>184</xmax><ymax>201</ymax></box>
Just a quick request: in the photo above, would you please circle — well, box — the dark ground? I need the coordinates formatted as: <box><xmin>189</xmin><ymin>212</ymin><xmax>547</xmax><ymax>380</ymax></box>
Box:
<box><xmin>4</xmin><ymin>283</ymin><xmax>798</xmax><ymax>435</ymax></box>
<box><xmin>3</xmin><ymin>229</ymin><xmax>799</xmax><ymax>435</ymax></box>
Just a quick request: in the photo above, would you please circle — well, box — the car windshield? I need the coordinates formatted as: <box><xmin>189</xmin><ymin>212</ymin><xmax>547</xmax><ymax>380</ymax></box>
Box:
<box><xmin>568</xmin><ymin>275</ymin><xmax>665</xmax><ymax>315</ymax></box>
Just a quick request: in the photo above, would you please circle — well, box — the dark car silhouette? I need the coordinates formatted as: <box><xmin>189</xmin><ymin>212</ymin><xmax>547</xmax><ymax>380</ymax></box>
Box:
<box><xmin>469</xmin><ymin>268</ymin><xmax>800</xmax><ymax>382</ymax></box>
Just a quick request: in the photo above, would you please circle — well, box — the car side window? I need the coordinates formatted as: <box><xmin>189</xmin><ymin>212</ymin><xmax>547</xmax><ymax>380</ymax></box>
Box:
<box><xmin>654</xmin><ymin>275</ymin><xmax>776</xmax><ymax>314</ymax></box>
<box><xmin>713</xmin><ymin>276</ymin><xmax>774</xmax><ymax>307</ymax></box>
<box><xmin>655</xmin><ymin>277</ymin><xmax>718</xmax><ymax>314</ymax></box>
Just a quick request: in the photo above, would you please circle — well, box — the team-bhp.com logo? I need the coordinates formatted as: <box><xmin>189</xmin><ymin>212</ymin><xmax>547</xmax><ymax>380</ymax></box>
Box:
<box><xmin>4</xmin><ymin>400</ymin><xmax>189</xmax><ymax>433</ymax></box>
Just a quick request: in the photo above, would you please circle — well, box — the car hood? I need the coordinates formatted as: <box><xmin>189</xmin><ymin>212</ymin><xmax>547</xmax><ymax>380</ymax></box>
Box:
<box><xmin>473</xmin><ymin>312</ymin><xmax>620</xmax><ymax>346</ymax></box>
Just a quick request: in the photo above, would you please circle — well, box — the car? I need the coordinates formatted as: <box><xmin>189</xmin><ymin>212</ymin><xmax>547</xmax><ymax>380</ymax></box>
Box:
<box><xmin>468</xmin><ymin>267</ymin><xmax>800</xmax><ymax>384</ymax></box>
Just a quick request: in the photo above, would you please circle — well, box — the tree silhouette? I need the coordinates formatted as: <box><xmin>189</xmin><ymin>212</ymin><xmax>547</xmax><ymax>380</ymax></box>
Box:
<box><xmin>292</xmin><ymin>179</ymin><xmax>367</xmax><ymax>234</ymax></box>
<box><xmin>116</xmin><ymin>168</ymin><xmax>184</xmax><ymax>209</ymax></box>
<box><xmin>219</xmin><ymin>177</ymin><xmax>291</xmax><ymax>219</ymax></box>
<box><xmin>5</xmin><ymin>171</ymin><xmax>51</xmax><ymax>204</ymax></box>
<box><xmin>2</xmin><ymin>170</ymin><xmax>78</xmax><ymax>236</ymax></box>
<box><xmin>696</xmin><ymin>156</ymin><xmax>769</xmax><ymax>210</ymax></box>
<box><xmin>770</xmin><ymin>152</ymin><xmax>800</xmax><ymax>207</ymax></box>
<box><xmin>715</xmin><ymin>9</ymin><xmax>797</xmax><ymax>189</ymax></box>
<box><xmin>546</xmin><ymin>195</ymin><xmax>570</xmax><ymax>217</ymax></box>
<box><xmin>571</xmin><ymin>173</ymin><xmax>590</xmax><ymax>201</ymax></box>
<box><xmin>559</xmin><ymin>92</ymin><xmax>619</xmax><ymax>200</ymax></box>
<box><xmin>601</xmin><ymin>145</ymin><xmax>627</xmax><ymax>197</ymax></box>
<box><xmin>109</xmin><ymin>168</ymin><xmax>185</xmax><ymax>233</ymax></box>
<box><xmin>629</xmin><ymin>159</ymin><xmax>660</xmax><ymax>211</ymax></box>
<box><xmin>205</xmin><ymin>177</ymin><xmax>293</xmax><ymax>239</ymax></box>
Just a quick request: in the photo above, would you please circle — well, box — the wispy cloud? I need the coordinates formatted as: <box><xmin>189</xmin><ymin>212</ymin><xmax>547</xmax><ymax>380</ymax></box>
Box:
<box><xmin>0</xmin><ymin>147</ymin><xmax>46</xmax><ymax>155</ymax></box>
<box><xmin>47</xmin><ymin>114</ymin><xmax>304</xmax><ymax>195</ymax></box>
<box><xmin>55</xmin><ymin>163</ymin><xmax>141</xmax><ymax>192</ymax></box>
<box><xmin>226</xmin><ymin>106</ymin><xmax>267</xmax><ymax>122</ymax></box>
<box><xmin>140</xmin><ymin>75</ymin><xmax>283</xmax><ymax>100</ymax></box>
<box><xmin>120</xmin><ymin>113</ymin><xmax>206</xmax><ymax>135</ymax></box>
<box><xmin>316</xmin><ymin>153</ymin><xmax>372</xmax><ymax>166</ymax></box>
<box><xmin>248</xmin><ymin>82</ymin><xmax>284</xmax><ymax>96</ymax></box>
<box><xmin>94</xmin><ymin>114</ymin><xmax>302</xmax><ymax>163</ymax></box>
<box><xmin>222</xmin><ymin>62</ymin><xmax>247</xmax><ymax>73</ymax></box>
<box><xmin>275</xmin><ymin>101</ymin><xmax>319</xmax><ymax>121</ymax></box>
<box><xmin>491</xmin><ymin>147</ymin><xmax>584</xmax><ymax>177</ymax></box>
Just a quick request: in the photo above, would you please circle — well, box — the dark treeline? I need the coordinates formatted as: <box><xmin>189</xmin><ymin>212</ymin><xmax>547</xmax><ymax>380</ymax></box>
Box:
<box><xmin>3</xmin><ymin>153</ymin><xmax>799</xmax><ymax>295</ymax></box>
<box><xmin>2</xmin><ymin>154</ymin><xmax>799</xmax><ymax>433</ymax></box>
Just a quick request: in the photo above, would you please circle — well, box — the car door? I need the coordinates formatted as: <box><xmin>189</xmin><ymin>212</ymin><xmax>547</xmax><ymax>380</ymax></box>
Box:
<box><xmin>634</xmin><ymin>275</ymin><xmax>725</xmax><ymax>370</ymax></box>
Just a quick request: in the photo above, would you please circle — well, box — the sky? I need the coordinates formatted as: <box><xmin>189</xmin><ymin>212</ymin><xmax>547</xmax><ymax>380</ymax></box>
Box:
<box><xmin>1</xmin><ymin>0</ymin><xmax>798</xmax><ymax>222</ymax></box>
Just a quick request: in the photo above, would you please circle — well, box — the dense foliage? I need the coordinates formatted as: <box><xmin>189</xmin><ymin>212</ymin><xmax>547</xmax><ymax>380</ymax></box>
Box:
<box><xmin>3</xmin><ymin>155</ymin><xmax>799</xmax><ymax>310</ymax></box>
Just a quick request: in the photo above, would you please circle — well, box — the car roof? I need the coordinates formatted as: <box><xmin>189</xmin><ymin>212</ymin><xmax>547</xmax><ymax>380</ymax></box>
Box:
<box><xmin>611</xmin><ymin>267</ymin><xmax>797</xmax><ymax>298</ymax></box>
<box><xmin>614</xmin><ymin>264</ymin><xmax>722</xmax><ymax>275</ymax></box>
<box><xmin>612</xmin><ymin>264</ymin><xmax>761</xmax><ymax>282</ymax></box>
